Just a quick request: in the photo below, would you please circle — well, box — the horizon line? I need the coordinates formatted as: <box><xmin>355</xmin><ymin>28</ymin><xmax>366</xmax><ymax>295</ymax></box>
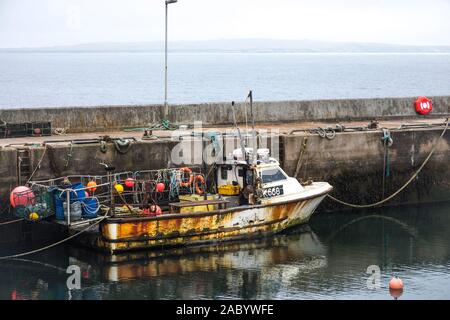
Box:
<box><xmin>2</xmin><ymin>38</ymin><xmax>450</xmax><ymax>50</ymax></box>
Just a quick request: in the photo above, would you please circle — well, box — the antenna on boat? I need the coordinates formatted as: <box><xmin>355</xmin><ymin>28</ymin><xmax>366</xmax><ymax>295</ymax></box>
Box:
<box><xmin>248</xmin><ymin>90</ymin><xmax>257</xmax><ymax>165</ymax></box>
<box><xmin>231</xmin><ymin>101</ymin><xmax>249</xmax><ymax>164</ymax></box>
<box><xmin>100</xmin><ymin>162</ymin><xmax>116</xmax><ymax>216</ymax></box>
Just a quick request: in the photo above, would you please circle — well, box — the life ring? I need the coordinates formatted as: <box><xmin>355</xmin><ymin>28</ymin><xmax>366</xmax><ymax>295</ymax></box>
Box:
<box><xmin>415</xmin><ymin>96</ymin><xmax>432</xmax><ymax>115</ymax></box>
<box><xmin>194</xmin><ymin>175</ymin><xmax>205</xmax><ymax>194</ymax></box>
<box><xmin>179</xmin><ymin>167</ymin><xmax>194</xmax><ymax>187</ymax></box>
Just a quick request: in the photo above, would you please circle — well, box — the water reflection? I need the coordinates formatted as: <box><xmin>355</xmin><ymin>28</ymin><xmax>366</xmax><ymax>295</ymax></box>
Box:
<box><xmin>1</xmin><ymin>203</ymin><xmax>450</xmax><ymax>299</ymax></box>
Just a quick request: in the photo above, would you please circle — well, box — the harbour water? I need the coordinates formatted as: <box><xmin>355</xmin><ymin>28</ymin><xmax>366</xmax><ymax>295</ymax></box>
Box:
<box><xmin>1</xmin><ymin>52</ymin><xmax>450</xmax><ymax>108</ymax></box>
<box><xmin>1</xmin><ymin>202</ymin><xmax>450</xmax><ymax>300</ymax></box>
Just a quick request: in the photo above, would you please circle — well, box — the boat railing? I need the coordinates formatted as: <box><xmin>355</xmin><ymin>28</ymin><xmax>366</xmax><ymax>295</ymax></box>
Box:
<box><xmin>20</xmin><ymin>167</ymin><xmax>208</xmax><ymax>225</ymax></box>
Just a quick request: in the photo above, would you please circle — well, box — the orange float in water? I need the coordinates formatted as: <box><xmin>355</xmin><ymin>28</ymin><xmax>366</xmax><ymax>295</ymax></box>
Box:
<box><xmin>389</xmin><ymin>276</ymin><xmax>404</xmax><ymax>290</ymax></box>
<box><xmin>86</xmin><ymin>181</ymin><xmax>97</xmax><ymax>193</ymax></box>
<box><xmin>10</xmin><ymin>186</ymin><xmax>35</xmax><ymax>208</ymax></box>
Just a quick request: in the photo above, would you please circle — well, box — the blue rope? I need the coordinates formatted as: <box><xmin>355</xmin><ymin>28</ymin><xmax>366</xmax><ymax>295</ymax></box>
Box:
<box><xmin>169</xmin><ymin>171</ymin><xmax>179</xmax><ymax>200</ymax></box>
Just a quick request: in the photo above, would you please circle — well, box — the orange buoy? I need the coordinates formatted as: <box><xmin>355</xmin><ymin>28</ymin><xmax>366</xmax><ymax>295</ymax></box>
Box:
<box><xmin>87</xmin><ymin>181</ymin><xmax>98</xmax><ymax>194</ymax></box>
<box><xmin>10</xmin><ymin>186</ymin><xmax>35</xmax><ymax>208</ymax></box>
<box><xmin>389</xmin><ymin>276</ymin><xmax>404</xmax><ymax>290</ymax></box>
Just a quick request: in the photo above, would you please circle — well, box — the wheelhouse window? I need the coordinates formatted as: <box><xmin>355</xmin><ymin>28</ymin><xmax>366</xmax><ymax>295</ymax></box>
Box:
<box><xmin>220</xmin><ymin>167</ymin><xmax>228</xmax><ymax>180</ymax></box>
<box><xmin>261</xmin><ymin>168</ymin><xmax>287</xmax><ymax>184</ymax></box>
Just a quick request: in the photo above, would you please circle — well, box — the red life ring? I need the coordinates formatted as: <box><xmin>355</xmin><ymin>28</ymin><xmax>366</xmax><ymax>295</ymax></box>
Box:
<box><xmin>415</xmin><ymin>96</ymin><xmax>432</xmax><ymax>115</ymax></box>
<box><xmin>179</xmin><ymin>167</ymin><xmax>194</xmax><ymax>187</ymax></box>
<box><xmin>194</xmin><ymin>175</ymin><xmax>205</xmax><ymax>194</ymax></box>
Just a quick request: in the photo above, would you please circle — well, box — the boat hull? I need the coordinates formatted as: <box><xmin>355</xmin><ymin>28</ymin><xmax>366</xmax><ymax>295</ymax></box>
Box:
<box><xmin>73</xmin><ymin>186</ymin><xmax>331</xmax><ymax>254</ymax></box>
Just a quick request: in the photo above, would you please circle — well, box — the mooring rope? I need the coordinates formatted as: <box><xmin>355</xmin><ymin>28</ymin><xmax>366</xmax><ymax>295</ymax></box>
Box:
<box><xmin>294</xmin><ymin>136</ymin><xmax>308</xmax><ymax>178</ymax></box>
<box><xmin>26</xmin><ymin>144</ymin><xmax>48</xmax><ymax>184</ymax></box>
<box><xmin>0</xmin><ymin>218</ymin><xmax>24</xmax><ymax>226</ymax></box>
<box><xmin>327</xmin><ymin>118</ymin><xmax>449</xmax><ymax>208</ymax></box>
<box><xmin>0</xmin><ymin>209</ymin><xmax>109</xmax><ymax>260</ymax></box>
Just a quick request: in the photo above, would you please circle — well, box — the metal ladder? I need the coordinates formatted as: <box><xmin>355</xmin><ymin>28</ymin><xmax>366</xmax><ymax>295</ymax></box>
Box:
<box><xmin>17</xmin><ymin>148</ymin><xmax>31</xmax><ymax>185</ymax></box>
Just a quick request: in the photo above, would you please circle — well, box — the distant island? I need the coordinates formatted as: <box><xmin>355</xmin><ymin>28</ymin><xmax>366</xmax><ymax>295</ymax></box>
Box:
<box><xmin>2</xmin><ymin>39</ymin><xmax>450</xmax><ymax>53</ymax></box>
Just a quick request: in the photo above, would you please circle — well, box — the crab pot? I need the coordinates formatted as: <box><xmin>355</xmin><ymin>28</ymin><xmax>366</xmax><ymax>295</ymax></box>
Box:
<box><xmin>27</xmin><ymin>121</ymin><xmax>52</xmax><ymax>137</ymax></box>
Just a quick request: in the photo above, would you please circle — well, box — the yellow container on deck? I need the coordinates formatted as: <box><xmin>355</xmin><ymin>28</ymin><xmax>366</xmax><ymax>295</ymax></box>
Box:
<box><xmin>178</xmin><ymin>194</ymin><xmax>218</xmax><ymax>213</ymax></box>
<box><xmin>218</xmin><ymin>184</ymin><xmax>241</xmax><ymax>196</ymax></box>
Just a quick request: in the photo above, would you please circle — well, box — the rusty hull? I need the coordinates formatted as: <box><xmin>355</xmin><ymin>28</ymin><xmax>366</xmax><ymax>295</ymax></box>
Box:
<box><xmin>74</xmin><ymin>191</ymin><xmax>328</xmax><ymax>254</ymax></box>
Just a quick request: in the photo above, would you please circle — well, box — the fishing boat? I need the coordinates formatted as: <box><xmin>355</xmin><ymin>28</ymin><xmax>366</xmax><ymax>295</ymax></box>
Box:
<box><xmin>11</xmin><ymin>145</ymin><xmax>332</xmax><ymax>254</ymax></box>
<box><xmin>9</xmin><ymin>94</ymin><xmax>332</xmax><ymax>255</ymax></box>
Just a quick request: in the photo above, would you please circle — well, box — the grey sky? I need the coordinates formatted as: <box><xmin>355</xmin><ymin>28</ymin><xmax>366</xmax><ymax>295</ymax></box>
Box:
<box><xmin>1</xmin><ymin>0</ymin><xmax>450</xmax><ymax>48</ymax></box>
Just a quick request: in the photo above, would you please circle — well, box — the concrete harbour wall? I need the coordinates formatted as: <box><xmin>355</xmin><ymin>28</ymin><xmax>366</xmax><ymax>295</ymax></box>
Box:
<box><xmin>1</xmin><ymin>96</ymin><xmax>450</xmax><ymax>215</ymax></box>
<box><xmin>1</xmin><ymin>96</ymin><xmax>449</xmax><ymax>133</ymax></box>
<box><xmin>282</xmin><ymin>127</ymin><xmax>450</xmax><ymax>212</ymax></box>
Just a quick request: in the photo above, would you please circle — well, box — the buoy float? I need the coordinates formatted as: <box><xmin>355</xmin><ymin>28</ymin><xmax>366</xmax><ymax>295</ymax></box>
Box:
<box><xmin>389</xmin><ymin>276</ymin><xmax>404</xmax><ymax>290</ymax></box>
<box><xmin>125</xmin><ymin>178</ymin><xmax>135</xmax><ymax>188</ymax></box>
<box><xmin>29</xmin><ymin>212</ymin><xmax>40</xmax><ymax>221</ymax></box>
<box><xmin>156</xmin><ymin>182</ymin><xmax>165</xmax><ymax>193</ymax></box>
<box><xmin>10</xmin><ymin>186</ymin><xmax>35</xmax><ymax>208</ymax></box>
<box><xmin>86</xmin><ymin>181</ymin><xmax>97</xmax><ymax>194</ymax></box>
<box><xmin>114</xmin><ymin>183</ymin><xmax>124</xmax><ymax>194</ymax></box>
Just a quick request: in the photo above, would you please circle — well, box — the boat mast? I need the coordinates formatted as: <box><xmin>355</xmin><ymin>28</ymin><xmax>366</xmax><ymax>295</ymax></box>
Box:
<box><xmin>249</xmin><ymin>90</ymin><xmax>257</xmax><ymax>165</ymax></box>
<box><xmin>231</xmin><ymin>101</ymin><xmax>249</xmax><ymax>164</ymax></box>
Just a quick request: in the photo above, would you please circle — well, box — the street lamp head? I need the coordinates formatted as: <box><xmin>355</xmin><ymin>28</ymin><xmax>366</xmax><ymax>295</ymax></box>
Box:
<box><xmin>165</xmin><ymin>0</ymin><xmax>177</xmax><ymax>4</ymax></box>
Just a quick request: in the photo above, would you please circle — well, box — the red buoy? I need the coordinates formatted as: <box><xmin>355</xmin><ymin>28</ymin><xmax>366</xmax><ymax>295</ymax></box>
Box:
<box><xmin>389</xmin><ymin>276</ymin><xmax>404</xmax><ymax>290</ymax></box>
<box><xmin>125</xmin><ymin>178</ymin><xmax>135</xmax><ymax>188</ymax></box>
<box><xmin>415</xmin><ymin>96</ymin><xmax>432</xmax><ymax>115</ymax></box>
<box><xmin>156</xmin><ymin>182</ymin><xmax>165</xmax><ymax>193</ymax></box>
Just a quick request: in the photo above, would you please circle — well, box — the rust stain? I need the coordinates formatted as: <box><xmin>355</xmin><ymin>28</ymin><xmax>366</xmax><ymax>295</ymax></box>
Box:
<box><xmin>94</xmin><ymin>197</ymin><xmax>322</xmax><ymax>253</ymax></box>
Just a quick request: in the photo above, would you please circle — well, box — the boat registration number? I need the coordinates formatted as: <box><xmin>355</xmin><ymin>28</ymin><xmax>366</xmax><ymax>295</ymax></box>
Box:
<box><xmin>262</xmin><ymin>185</ymin><xmax>284</xmax><ymax>198</ymax></box>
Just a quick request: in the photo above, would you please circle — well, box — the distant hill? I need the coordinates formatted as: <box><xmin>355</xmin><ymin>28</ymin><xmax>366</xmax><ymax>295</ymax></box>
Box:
<box><xmin>2</xmin><ymin>39</ymin><xmax>450</xmax><ymax>53</ymax></box>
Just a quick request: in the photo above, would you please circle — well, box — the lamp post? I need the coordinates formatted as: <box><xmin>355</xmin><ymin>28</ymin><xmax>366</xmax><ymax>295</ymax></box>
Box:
<box><xmin>164</xmin><ymin>0</ymin><xmax>177</xmax><ymax>117</ymax></box>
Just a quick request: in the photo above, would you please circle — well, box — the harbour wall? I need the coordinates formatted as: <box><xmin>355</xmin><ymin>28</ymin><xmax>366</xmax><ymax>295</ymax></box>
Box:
<box><xmin>1</xmin><ymin>96</ymin><xmax>450</xmax><ymax>216</ymax></box>
<box><xmin>282</xmin><ymin>127</ymin><xmax>450</xmax><ymax>212</ymax></box>
<box><xmin>1</xmin><ymin>96</ymin><xmax>450</xmax><ymax>133</ymax></box>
